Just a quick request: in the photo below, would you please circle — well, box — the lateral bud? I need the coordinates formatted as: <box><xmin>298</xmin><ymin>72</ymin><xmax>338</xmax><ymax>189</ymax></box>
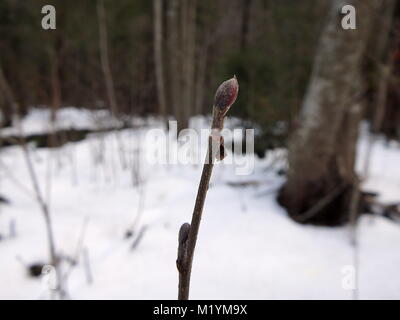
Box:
<box><xmin>177</xmin><ymin>223</ymin><xmax>191</xmax><ymax>273</ymax></box>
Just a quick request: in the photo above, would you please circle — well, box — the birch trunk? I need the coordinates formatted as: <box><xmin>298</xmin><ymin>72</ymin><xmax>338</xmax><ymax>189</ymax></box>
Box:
<box><xmin>278</xmin><ymin>0</ymin><xmax>380</xmax><ymax>225</ymax></box>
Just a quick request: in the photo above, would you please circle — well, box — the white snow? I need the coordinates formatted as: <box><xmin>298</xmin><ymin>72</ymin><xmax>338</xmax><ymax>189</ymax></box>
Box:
<box><xmin>0</xmin><ymin>109</ymin><xmax>399</xmax><ymax>300</ymax></box>
<box><xmin>0</xmin><ymin>107</ymin><xmax>123</xmax><ymax>137</ymax></box>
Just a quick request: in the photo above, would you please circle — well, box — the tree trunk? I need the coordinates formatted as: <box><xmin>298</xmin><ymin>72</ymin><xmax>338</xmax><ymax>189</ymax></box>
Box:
<box><xmin>0</xmin><ymin>65</ymin><xmax>64</xmax><ymax>298</ymax></box>
<box><xmin>49</xmin><ymin>48</ymin><xmax>62</xmax><ymax>148</ymax></box>
<box><xmin>165</xmin><ymin>0</ymin><xmax>197</xmax><ymax>132</ymax></box>
<box><xmin>194</xmin><ymin>40</ymin><xmax>208</xmax><ymax>115</ymax></box>
<box><xmin>362</xmin><ymin>0</ymin><xmax>397</xmax><ymax>176</ymax></box>
<box><xmin>195</xmin><ymin>1</ymin><xmax>212</xmax><ymax>115</ymax></box>
<box><xmin>97</xmin><ymin>0</ymin><xmax>126</xmax><ymax>169</ymax></box>
<box><xmin>181</xmin><ymin>0</ymin><xmax>196</xmax><ymax>129</ymax></box>
<box><xmin>378</xmin><ymin>2</ymin><xmax>400</xmax><ymax>141</ymax></box>
<box><xmin>153</xmin><ymin>0</ymin><xmax>167</xmax><ymax>122</ymax></box>
<box><xmin>166</xmin><ymin>0</ymin><xmax>183</xmax><ymax>130</ymax></box>
<box><xmin>278</xmin><ymin>0</ymin><xmax>380</xmax><ymax>226</ymax></box>
<box><xmin>97</xmin><ymin>0</ymin><xmax>118</xmax><ymax>118</ymax></box>
<box><xmin>240</xmin><ymin>0</ymin><xmax>252</xmax><ymax>50</ymax></box>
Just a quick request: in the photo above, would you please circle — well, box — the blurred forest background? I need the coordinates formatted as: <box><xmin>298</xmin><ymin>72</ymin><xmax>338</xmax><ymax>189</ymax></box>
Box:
<box><xmin>1</xmin><ymin>0</ymin><xmax>399</xmax><ymax>223</ymax></box>
<box><xmin>0</xmin><ymin>1</ymin><xmax>399</xmax><ymax>149</ymax></box>
<box><xmin>1</xmin><ymin>0</ymin><xmax>330</xmax><ymax>147</ymax></box>
<box><xmin>1</xmin><ymin>0</ymin><xmax>400</xmax><ymax>299</ymax></box>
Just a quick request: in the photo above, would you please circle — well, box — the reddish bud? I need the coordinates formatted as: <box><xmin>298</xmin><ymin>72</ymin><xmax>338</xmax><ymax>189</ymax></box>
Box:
<box><xmin>214</xmin><ymin>76</ymin><xmax>239</xmax><ymax>113</ymax></box>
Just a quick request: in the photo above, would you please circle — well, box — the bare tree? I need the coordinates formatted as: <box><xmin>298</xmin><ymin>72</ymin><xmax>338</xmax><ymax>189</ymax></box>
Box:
<box><xmin>181</xmin><ymin>0</ymin><xmax>197</xmax><ymax>128</ymax></box>
<box><xmin>362</xmin><ymin>0</ymin><xmax>397</xmax><ymax>177</ymax></box>
<box><xmin>97</xmin><ymin>0</ymin><xmax>127</xmax><ymax>169</ymax></box>
<box><xmin>165</xmin><ymin>0</ymin><xmax>198</xmax><ymax>131</ymax></box>
<box><xmin>153</xmin><ymin>0</ymin><xmax>167</xmax><ymax>123</ymax></box>
<box><xmin>0</xmin><ymin>66</ymin><xmax>64</xmax><ymax>298</ymax></box>
<box><xmin>166</xmin><ymin>0</ymin><xmax>181</xmax><ymax>127</ymax></box>
<box><xmin>97</xmin><ymin>0</ymin><xmax>118</xmax><ymax>119</ymax></box>
<box><xmin>240</xmin><ymin>0</ymin><xmax>252</xmax><ymax>50</ymax></box>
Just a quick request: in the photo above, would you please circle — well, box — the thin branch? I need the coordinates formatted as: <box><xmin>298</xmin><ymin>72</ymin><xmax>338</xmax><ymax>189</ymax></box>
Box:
<box><xmin>0</xmin><ymin>66</ymin><xmax>64</xmax><ymax>298</ymax></box>
<box><xmin>131</xmin><ymin>225</ymin><xmax>148</xmax><ymax>250</ymax></box>
<box><xmin>176</xmin><ymin>76</ymin><xmax>239</xmax><ymax>300</ymax></box>
<box><xmin>62</xmin><ymin>218</ymin><xmax>90</xmax><ymax>283</ymax></box>
<box><xmin>97</xmin><ymin>0</ymin><xmax>127</xmax><ymax>170</ymax></box>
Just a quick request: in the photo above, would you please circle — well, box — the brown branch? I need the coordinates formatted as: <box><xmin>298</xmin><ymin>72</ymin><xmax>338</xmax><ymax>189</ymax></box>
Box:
<box><xmin>176</xmin><ymin>76</ymin><xmax>238</xmax><ymax>300</ymax></box>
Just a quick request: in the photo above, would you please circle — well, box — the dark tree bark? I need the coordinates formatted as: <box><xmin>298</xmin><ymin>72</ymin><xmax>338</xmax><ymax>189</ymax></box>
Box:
<box><xmin>380</xmin><ymin>3</ymin><xmax>400</xmax><ymax>141</ymax></box>
<box><xmin>166</xmin><ymin>0</ymin><xmax>182</xmax><ymax>128</ymax></box>
<box><xmin>164</xmin><ymin>0</ymin><xmax>197</xmax><ymax>131</ymax></box>
<box><xmin>278</xmin><ymin>0</ymin><xmax>382</xmax><ymax>226</ymax></box>
<box><xmin>181</xmin><ymin>0</ymin><xmax>196</xmax><ymax>129</ymax></box>
<box><xmin>97</xmin><ymin>0</ymin><xmax>118</xmax><ymax>118</ymax></box>
<box><xmin>97</xmin><ymin>0</ymin><xmax>127</xmax><ymax>169</ymax></box>
<box><xmin>240</xmin><ymin>0</ymin><xmax>252</xmax><ymax>50</ymax></box>
<box><xmin>153</xmin><ymin>0</ymin><xmax>167</xmax><ymax>122</ymax></box>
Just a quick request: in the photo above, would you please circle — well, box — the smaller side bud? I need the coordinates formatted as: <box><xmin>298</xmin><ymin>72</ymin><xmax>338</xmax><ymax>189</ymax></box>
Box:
<box><xmin>178</xmin><ymin>223</ymin><xmax>191</xmax><ymax>245</ymax></box>
<box><xmin>177</xmin><ymin>223</ymin><xmax>191</xmax><ymax>273</ymax></box>
<box><xmin>214</xmin><ymin>76</ymin><xmax>239</xmax><ymax>113</ymax></box>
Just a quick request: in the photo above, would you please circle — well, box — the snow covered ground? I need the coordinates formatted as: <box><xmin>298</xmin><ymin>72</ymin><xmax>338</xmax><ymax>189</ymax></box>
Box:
<box><xmin>0</xmin><ymin>107</ymin><xmax>122</xmax><ymax>137</ymax></box>
<box><xmin>0</xmin><ymin>108</ymin><xmax>399</xmax><ymax>300</ymax></box>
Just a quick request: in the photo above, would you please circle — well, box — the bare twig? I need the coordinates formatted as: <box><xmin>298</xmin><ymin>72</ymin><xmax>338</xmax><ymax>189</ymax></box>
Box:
<box><xmin>130</xmin><ymin>225</ymin><xmax>148</xmax><ymax>250</ymax></box>
<box><xmin>126</xmin><ymin>182</ymin><xmax>146</xmax><ymax>238</ymax></box>
<box><xmin>176</xmin><ymin>76</ymin><xmax>238</xmax><ymax>300</ymax></box>
<box><xmin>0</xmin><ymin>66</ymin><xmax>64</xmax><ymax>298</ymax></box>
<box><xmin>97</xmin><ymin>0</ymin><xmax>127</xmax><ymax>170</ymax></box>
<box><xmin>62</xmin><ymin>218</ymin><xmax>89</xmax><ymax>284</ymax></box>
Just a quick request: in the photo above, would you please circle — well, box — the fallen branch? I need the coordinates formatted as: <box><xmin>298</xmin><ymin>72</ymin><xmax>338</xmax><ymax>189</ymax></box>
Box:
<box><xmin>295</xmin><ymin>182</ymin><xmax>348</xmax><ymax>223</ymax></box>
